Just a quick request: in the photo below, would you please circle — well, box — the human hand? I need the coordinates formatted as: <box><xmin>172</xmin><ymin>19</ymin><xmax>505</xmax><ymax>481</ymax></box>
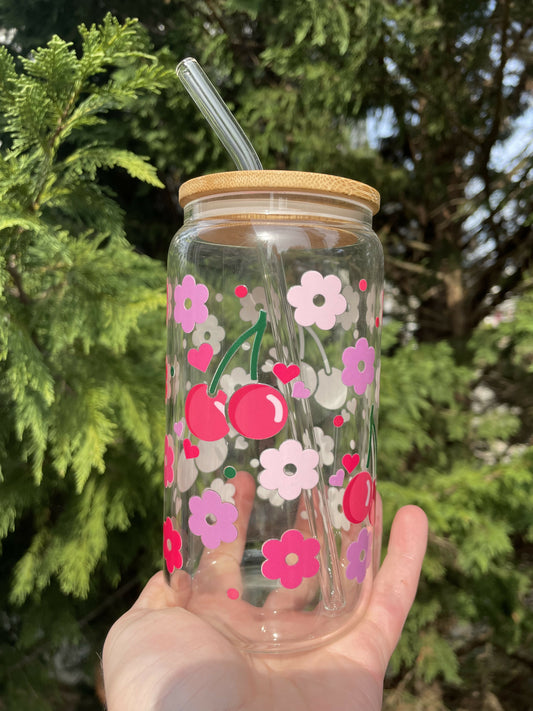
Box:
<box><xmin>103</xmin><ymin>488</ymin><xmax>427</xmax><ymax>711</ymax></box>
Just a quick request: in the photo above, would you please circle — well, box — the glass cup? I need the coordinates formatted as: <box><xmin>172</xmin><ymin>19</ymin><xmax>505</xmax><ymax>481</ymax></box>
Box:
<box><xmin>164</xmin><ymin>170</ymin><xmax>383</xmax><ymax>652</ymax></box>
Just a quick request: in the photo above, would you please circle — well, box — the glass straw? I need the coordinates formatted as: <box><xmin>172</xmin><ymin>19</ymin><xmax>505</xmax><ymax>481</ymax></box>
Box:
<box><xmin>176</xmin><ymin>57</ymin><xmax>345</xmax><ymax>611</ymax></box>
<box><xmin>176</xmin><ymin>58</ymin><xmax>262</xmax><ymax>170</ymax></box>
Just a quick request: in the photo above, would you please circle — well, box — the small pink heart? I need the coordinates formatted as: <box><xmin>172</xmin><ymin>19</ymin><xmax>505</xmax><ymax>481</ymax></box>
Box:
<box><xmin>187</xmin><ymin>343</ymin><xmax>214</xmax><ymax>372</ymax></box>
<box><xmin>292</xmin><ymin>380</ymin><xmax>311</xmax><ymax>399</ymax></box>
<box><xmin>183</xmin><ymin>438</ymin><xmax>199</xmax><ymax>459</ymax></box>
<box><xmin>328</xmin><ymin>469</ymin><xmax>345</xmax><ymax>487</ymax></box>
<box><xmin>342</xmin><ymin>452</ymin><xmax>360</xmax><ymax>473</ymax></box>
<box><xmin>173</xmin><ymin>421</ymin><xmax>184</xmax><ymax>438</ymax></box>
<box><xmin>273</xmin><ymin>362</ymin><xmax>300</xmax><ymax>384</ymax></box>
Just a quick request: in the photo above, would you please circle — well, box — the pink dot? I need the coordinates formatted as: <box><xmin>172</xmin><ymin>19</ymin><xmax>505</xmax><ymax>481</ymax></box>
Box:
<box><xmin>333</xmin><ymin>415</ymin><xmax>344</xmax><ymax>428</ymax></box>
<box><xmin>375</xmin><ymin>316</ymin><xmax>380</xmax><ymax>327</ymax></box>
<box><xmin>234</xmin><ymin>285</ymin><xmax>248</xmax><ymax>298</ymax></box>
<box><xmin>227</xmin><ymin>588</ymin><xmax>239</xmax><ymax>600</ymax></box>
<box><xmin>359</xmin><ymin>279</ymin><xmax>367</xmax><ymax>292</ymax></box>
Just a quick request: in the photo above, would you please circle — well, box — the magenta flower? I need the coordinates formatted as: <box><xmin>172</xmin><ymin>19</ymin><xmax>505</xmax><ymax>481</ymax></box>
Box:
<box><xmin>173</xmin><ymin>274</ymin><xmax>209</xmax><ymax>333</ymax></box>
<box><xmin>258</xmin><ymin>439</ymin><xmax>319</xmax><ymax>501</ymax></box>
<box><xmin>287</xmin><ymin>270</ymin><xmax>346</xmax><ymax>330</ymax></box>
<box><xmin>341</xmin><ymin>337</ymin><xmax>376</xmax><ymax>395</ymax></box>
<box><xmin>262</xmin><ymin>529</ymin><xmax>320</xmax><ymax>589</ymax></box>
<box><xmin>163</xmin><ymin>517</ymin><xmax>183</xmax><ymax>574</ymax></box>
<box><xmin>346</xmin><ymin>527</ymin><xmax>371</xmax><ymax>582</ymax></box>
<box><xmin>164</xmin><ymin>434</ymin><xmax>174</xmax><ymax>487</ymax></box>
<box><xmin>189</xmin><ymin>489</ymin><xmax>238</xmax><ymax>549</ymax></box>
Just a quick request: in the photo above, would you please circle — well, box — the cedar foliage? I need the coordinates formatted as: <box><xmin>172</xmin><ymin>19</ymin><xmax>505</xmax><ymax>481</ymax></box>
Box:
<box><xmin>0</xmin><ymin>16</ymin><xmax>172</xmax><ymax>707</ymax></box>
<box><xmin>0</xmin><ymin>5</ymin><xmax>532</xmax><ymax>710</ymax></box>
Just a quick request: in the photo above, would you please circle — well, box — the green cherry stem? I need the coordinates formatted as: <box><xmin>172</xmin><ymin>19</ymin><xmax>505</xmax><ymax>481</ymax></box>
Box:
<box><xmin>208</xmin><ymin>309</ymin><xmax>267</xmax><ymax>395</ymax></box>
<box><xmin>366</xmin><ymin>404</ymin><xmax>377</xmax><ymax>469</ymax></box>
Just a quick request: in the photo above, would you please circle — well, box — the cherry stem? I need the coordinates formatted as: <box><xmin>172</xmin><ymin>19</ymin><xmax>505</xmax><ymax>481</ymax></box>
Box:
<box><xmin>366</xmin><ymin>404</ymin><xmax>377</xmax><ymax>469</ymax></box>
<box><xmin>208</xmin><ymin>309</ymin><xmax>267</xmax><ymax>395</ymax></box>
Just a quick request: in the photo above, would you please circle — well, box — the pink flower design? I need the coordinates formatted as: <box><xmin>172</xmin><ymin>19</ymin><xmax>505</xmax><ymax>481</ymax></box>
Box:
<box><xmin>163</xmin><ymin>517</ymin><xmax>183</xmax><ymax>573</ymax></box>
<box><xmin>341</xmin><ymin>337</ymin><xmax>376</xmax><ymax>395</ymax></box>
<box><xmin>346</xmin><ymin>527</ymin><xmax>371</xmax><ymax>582</ymax></box>
<box><xmin>164</xmin><ymin>434</ymin><xmax>174</xmax><ymax>487</ymax></box>
<box><xmin>173</xmin><ymin>274</ymin><xmax>209</xmax><ymax>333</ymax></box>
<box><xmin>189</xmin><ymin>489</ymin><xmax>238</xmax><ymax>549</ymax></box>
<box><xmin>258</xmin><ymin>439</ymin><xmax>319</xmax><ymax>501</ymax></box>
<box><xmin>262</xmin><ymin>529</ymin><xmax>320</xmax><ymax>589</ymax></box>
<box><xmin>287</xmin><ymin>270</ymin><xmax>346</xmax><ymax>330</ymax></box>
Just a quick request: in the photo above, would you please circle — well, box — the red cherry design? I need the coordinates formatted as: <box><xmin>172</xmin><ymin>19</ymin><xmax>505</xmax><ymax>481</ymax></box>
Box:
<box><xmin>185</xmin><ymin>383</ymin><xmax>230</xmax><ymax>442</ymax></box>
<box><xmin>343</xmin><ymin>471</ymin><xmax>374</xmax><ymax>524</ymax></box>
<box><xmin>228</xmin><ymin>383</ymin><xmax>288</xmax><ymax>440</ymax></box>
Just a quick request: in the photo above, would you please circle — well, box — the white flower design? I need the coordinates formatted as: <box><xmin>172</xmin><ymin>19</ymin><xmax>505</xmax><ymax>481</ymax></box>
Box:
<box><xmin>365</xmin><ymin>285</ymin><xmax>378</xmax><ymax>331</ymax></box>
<box><xmin>220</xmin><ymin>367</ymin><xmax>252</xmax><ymax>397</ymax></box>
<box><xmin>327</xmin><ymin>487</ymin><xmax>350</xmax><ymax>531</ymax></box>
<box><xmin>337</xmin><ymin>284</ymin><xmax>360</xmax><ymax>330</ymax></box>
<box><xmin>239</xmin><ymin>286</ymin><xmax>280</xmax><ymax>324</ymax></box>
<box><xmin>192</xmin><ymin>314</ymin><xmax>225</xmax><ymax>354</ymax></box>
<box><xmin>209</xmin><ymin>477</ymin><xmax>236</xmax><ymax>504</ymax></box>
<box><xmin>313</xmin><ymin>426</ymin><xmax>334</xmax><ymax>466</ymax></box>
<box><xmin>257</xmin><ymin>485</ymin><xmax>285</xmax><ymax>507</ymax></box>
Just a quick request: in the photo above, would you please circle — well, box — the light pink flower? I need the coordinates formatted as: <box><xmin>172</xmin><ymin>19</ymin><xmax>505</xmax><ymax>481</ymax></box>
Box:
<box><xmin>173</xmin><ymin>274</ymin><xmax>209</xmax><ymax>333</ymax></box>
<box><xmin>287</xmin><ymin>270</ymin><xmax>346</xmax><ymax>330</ymax></box>
<box><xmin>346</xmin><ymin>527</ymin><xmax>371</xmax><ymax>582</ymax></box>
<box><xmin>262</xmin><ymin>529</ymin><xmax>320</xmax><ymax>589</ymax></box>
<box><xmin>189</xmin><ymin>489</ymin><xmax>238</xmax><ymax>549</ymax></box>
<box><xmin>341</xmin><ymin>337</ymin><xmax>376</xmax><ymax>395</ymax></box>
<box><xmin>258</xmin><ymin>439</ymin><xmax>319</xmax><ymax>501</ymax></box>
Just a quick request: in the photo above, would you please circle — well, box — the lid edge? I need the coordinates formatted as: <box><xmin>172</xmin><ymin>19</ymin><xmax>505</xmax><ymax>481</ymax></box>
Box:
<box><xmin>179</xmin><ymin>170</ymin><xmax>380</xmax><ymax>215</ymax></box>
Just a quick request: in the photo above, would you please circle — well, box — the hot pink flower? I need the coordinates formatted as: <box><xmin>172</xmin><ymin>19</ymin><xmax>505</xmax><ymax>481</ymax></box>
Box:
<box><xmin>173</xmin><ymin>274</ymin><xmax>209</xmax><ymax>333</ymax></box>
<box><xmin>164</xmin><ymin>434</ymin><xmax>174</xmax><ymax>487</ymax></box>
<box><xmin>163</xmin><ymin>517</ymin><xmax>183</xmax><ymax>574</ymax></box>
<box><xmin>262</xmin><ymin>529</ymin><xmax>320</xmax><ymax>589</ymax></box>
<box><xmin>287</xmin><ymin>270</ymin><xmax>346</xmax><ymax>330</ymax></box>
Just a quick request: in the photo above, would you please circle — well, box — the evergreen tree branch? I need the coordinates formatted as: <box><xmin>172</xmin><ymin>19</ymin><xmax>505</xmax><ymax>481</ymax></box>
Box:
<box><xmin>5</xmin><ymin>254</ymin><xmax>32</xmax><ymax>305</ymax></box>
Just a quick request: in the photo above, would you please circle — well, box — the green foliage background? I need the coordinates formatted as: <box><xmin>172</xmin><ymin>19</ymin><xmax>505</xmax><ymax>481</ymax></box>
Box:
<box><xmin>0</xmin><ymin>2</ymin><xmax>532</xmax><ymax>709</ymax></box>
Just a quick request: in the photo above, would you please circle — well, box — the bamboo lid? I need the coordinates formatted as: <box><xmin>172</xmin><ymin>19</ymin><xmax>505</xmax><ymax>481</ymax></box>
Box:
<box><xmin>179</xmin><ymin>170</ymin><xmax>380</xmax><ymax>215</ymax></box>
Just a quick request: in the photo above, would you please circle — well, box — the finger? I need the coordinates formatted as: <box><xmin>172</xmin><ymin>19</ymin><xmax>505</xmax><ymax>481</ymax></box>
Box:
<box><xmin>194</xmin><ymin>470</ymin><xmax>256</xmax><ymax>596</ymax></box>
<box><xmin>337</xmin><ymin>505</ymin><xmax>428</xmax><ymax>674</ymax></box>
<box><xmin>372</xmin><ymin>491</ymin><xmax>383</xmax><ymax>576</ymax></box>
<box><xmin>133</xmin><ymin>571</ymin><xmax>189</xmax><ymax>611</ymax></box>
